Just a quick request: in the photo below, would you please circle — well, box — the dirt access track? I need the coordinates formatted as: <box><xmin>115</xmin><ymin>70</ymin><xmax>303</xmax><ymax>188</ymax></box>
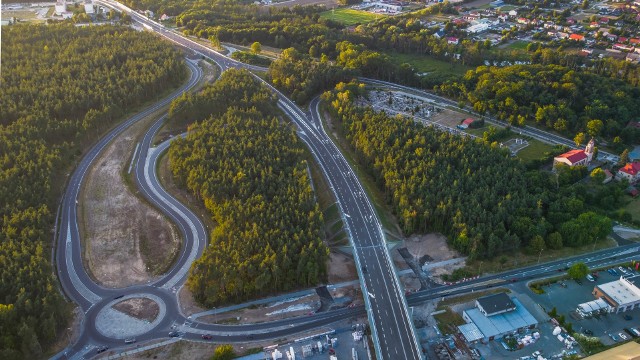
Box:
<box><xmin>80</xmin><ymin>115</ymin><xmax>180</xmax><ymax>288</ymax></box>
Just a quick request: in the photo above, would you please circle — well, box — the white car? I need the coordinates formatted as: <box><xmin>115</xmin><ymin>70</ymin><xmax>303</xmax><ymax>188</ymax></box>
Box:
<box><xmin>586</xmin><ymin>274</ymin><xmax>595</xmax><ymax>282</ymax></box>
<box><xmin>619</xmin><ymin>332</ymin><xmax>628</xmax><ymax>340</ymax></box>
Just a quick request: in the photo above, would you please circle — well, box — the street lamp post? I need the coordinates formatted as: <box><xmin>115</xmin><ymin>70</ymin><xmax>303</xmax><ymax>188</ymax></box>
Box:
<box><xmin>537</xmin><ymin>248</ymin><xmax>544</xmax><ymax>264</ymax></box>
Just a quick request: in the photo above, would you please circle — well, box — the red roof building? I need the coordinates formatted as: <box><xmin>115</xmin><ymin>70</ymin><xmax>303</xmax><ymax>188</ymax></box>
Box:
<box><xmin>569</xmin><ymin>34</ymin><xmax>585</xmax><ymax>41</ymax></box>
<box><xmin>618</xmin><ymin>162</ymin><xmax>640</xmax><ymax>184</ymax></box>
<box><xmin>457</xmin><ymin>118</ymin><xmax>475</xmax><ymax>129</ymax></box>
<box><xmin>555</xmin><ymin>150</ymin><xmax>588</xmax><ymax>165</ymax></box>
<box><xmin>554</xmin><ymin>139</ymin><xmax>595</xmax><ymax>168</ymax></box>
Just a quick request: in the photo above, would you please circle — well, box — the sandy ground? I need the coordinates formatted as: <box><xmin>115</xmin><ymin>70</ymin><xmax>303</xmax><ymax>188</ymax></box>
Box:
<box><xmin>198</xmin><ymin>293</ymin><xmax>322</xmax><ymax>325</ymax></box>
<box><xmin>178</xmin><ymin>286</ymin><xmax>207</xmax><ymax>316</ymax></box>
<box><xmin>113</xmin><ymin>298</ymin><xmax>160</xmax><ymax>322</ymax></box>
<box><xmin>81</xmin><ymin>116</ymin><xmax>179</xmax><ymax>288</ymax></box>
<box><xmin>327</xmin><ymin>250</ymin><xmax>358</xmax><ymax>284</ymax></box>
<box><xmin>430</xmin><ymin>108</ymin><xmax>470</xmax><ymax>128</ymax></box>
<box><xmin>394</xmin><ymin>233</ymin><xmax>466</xmax><ymax>290</ymax></box>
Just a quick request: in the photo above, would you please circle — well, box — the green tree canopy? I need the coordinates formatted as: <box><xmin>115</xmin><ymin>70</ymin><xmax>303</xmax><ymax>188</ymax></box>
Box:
<box><xmin>568</xmin><ymin>262</ymin><xmax>589</xmax><ymax>280</ymax></box>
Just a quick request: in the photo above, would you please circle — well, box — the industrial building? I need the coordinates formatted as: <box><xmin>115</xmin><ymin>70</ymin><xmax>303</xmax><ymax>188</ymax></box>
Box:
<box><xmin>592</xmin><ymin>276</ymin><xmax>640</xmax><ymax>313</ymax></box>
<box><xmin>458</xmin><ymin>295</ymin><xmax>538</xmax><ymax>343</ymax></box>
<box><xmin>583</xmin><ymin>341</ymin><xmax>640</xmax><ymax>360</ymax></box>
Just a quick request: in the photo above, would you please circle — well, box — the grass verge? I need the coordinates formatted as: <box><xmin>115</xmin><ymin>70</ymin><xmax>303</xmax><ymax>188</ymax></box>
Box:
<box><xmin>465</xmin><ymin>237</ymin><xmax>618</xmax><ymax>277</ymax></box>
<box><xmin>387</xmin><ymin>52</ymin><xmax>471</xmax><ymax>76</ymax></box>
<box><xmin>320</xmin><ymin>8</ymin><xmax>384</xmax><ymax>25</ymax></box>
<box><xmin>433</xmin><ymin>307</ymin><xmax>466</xmax><ymax>335</ymax></box>
<box><xmin>317</xmin><ymin>101</ymin><xmax>403</xmax><ymax>239</ymax></box>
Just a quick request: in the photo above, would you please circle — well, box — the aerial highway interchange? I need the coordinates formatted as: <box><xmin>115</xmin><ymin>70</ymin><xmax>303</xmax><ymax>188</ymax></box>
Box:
<box><xmin>52</xmin><ymin>3</ymin><xmax>635</xmax><ymax>359</ymax></box>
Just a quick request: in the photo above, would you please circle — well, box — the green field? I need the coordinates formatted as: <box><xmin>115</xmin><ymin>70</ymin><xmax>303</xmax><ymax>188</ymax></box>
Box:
<box><xmin>320</xmin><ymin>8</ymin><xmax>383</xmax><ymax>25</ymax></box>
<box><xmin>515</xmin><ymin>138</ymin><xmax>554</xmax><ymax>162</ymax></box>
<box><xmin>388</xmin><ymin>52</ymin><xmax>471</xmax><ymax>76</ymax></box>
<box><xmin>507</xmin><ymin>40</ymin><xmax>530</xmax><ymax>50</ymax></box>
<box><xmin>624</xmin><ymin>197</ymin><xmax>640</xmax><ymax>222</ymax></box>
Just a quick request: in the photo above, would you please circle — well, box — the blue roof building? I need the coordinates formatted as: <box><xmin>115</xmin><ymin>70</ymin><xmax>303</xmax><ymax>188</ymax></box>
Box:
<box><xmin>458</xmin><ymin>297</ymin><xmax>538</xmax><ymax>343</ymax></box>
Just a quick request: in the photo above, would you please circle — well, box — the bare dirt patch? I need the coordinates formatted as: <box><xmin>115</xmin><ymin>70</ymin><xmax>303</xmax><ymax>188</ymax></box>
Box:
<box><xmin>178</xmin><ymin>286</ymin><xmax>207</xmax><ymax>317</ymax></box>
<box><xmin>327</xmin><ymin>250</ymin><xmax>358</xmax><ymax>284</ymax></box>
<box><xmin>80</xmin><ymin>115</ymin><xmax>180</xmax><ymax>288</ymax></box>
<box><xmin>430</xmin><ymin>108</ymin><xmax>470</xmax><ymax>128</ymax></box>
<box><xmin>198</xmin><ymin>293</ymin><xmax>322</xmax><ymax>325</ymax></box>
<box><xmin>394</xmin><ymin>233</ymin><xmax>466</xmax><ymax>289</ymax></box>
<box><xmin>112</xmin><ymin>298</ymin><xmax>160</xmax><ymax>322</ymax></box>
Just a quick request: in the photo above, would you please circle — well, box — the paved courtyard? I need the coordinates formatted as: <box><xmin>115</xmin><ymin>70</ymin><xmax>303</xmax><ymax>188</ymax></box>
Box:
<box><xmin>530</xmin><ymin>268</ymin><xmax>640</xmax><ymax>346</ymax></box>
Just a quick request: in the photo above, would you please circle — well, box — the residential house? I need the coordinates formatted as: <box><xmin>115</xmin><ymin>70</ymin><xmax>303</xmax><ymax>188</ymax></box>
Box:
<box><xmin>617</xmin><ymin>161</ymin><xmax>640</xmax><ymax>184</ymax></box>
<box><xmin>569</xmin><ymin>33</ymin><xmax>585</xmax><ymax>41</ymax></box>
<box><xmin>447</xmin><ymin>37</ymin><xmax>460</xmax><ymax>45</ymax></box>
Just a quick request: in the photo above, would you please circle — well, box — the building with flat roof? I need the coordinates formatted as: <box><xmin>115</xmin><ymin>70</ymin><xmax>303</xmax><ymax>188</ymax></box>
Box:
<box><xmin>459</xmin><ymin>297</ymin><xmax>538</xmax><ymax>343</ymax></box>
<box><xmin>476</xmin><ymin>293</ymin><xmax>516</xmax><ymax>317</ymax></box>
<box><xmin>592</xmin><ymin>276</ymin><xmax>640</xmax><ymax>313</ymax></box>
<box><xmin>583</xmin><ymin>341</ymin><xmax>640</xmax><ymax>360</ymax></box>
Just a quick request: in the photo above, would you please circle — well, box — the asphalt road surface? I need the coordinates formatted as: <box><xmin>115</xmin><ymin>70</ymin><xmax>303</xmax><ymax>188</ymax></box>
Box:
<box><xmin>52</xmin><ymin>3</ymin><xmax>635</xmax><ymax>359</ymax></box>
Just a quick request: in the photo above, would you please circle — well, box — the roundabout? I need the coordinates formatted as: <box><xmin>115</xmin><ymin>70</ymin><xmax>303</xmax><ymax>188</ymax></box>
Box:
<box><xmin>95</xmin><ymin>294</ymin><xmax>166</xmax><ymax>339</ymax></box>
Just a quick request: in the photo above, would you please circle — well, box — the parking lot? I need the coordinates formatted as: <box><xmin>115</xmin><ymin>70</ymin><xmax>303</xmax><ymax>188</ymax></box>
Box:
<box><xmin>259</xmin><ymin>323</ymin><xmax>369</xmax><ymax>360</ymax></box>
<box><xmin>532</xmin><ymin>266</ymin><xmax>640</xmax><ymax>346</ymax></box>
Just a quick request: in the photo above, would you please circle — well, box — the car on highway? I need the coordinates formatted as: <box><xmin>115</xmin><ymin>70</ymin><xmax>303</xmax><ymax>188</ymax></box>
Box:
<box><xmin>96</xmin><ymin>345</ymin><xmax>109</xmax><ymax>353</ymax></box>
<box><xmin>124</xmin><ymin>338</ymin><xmax>136</xmax><ymax>344</ymax></box>
<box><xmin>114</xmin><ymin>294</ymin><xmax>124</xmax><ymax>300</ymax></box>
<box><xmin>201</xmin><ymin>334</ymin><xmax>212</xmax><ymax>340</ymax></box>
<box><xmin>586</xmin><ymin>274</ymin><xmax>595</xmax><ymax>282</ymax></box>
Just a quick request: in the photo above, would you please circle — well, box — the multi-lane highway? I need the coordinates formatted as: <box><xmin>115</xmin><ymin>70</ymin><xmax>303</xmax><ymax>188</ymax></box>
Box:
<box><xmin>88</xmin><ymin>2</ymin><xmax>424</xmax><ymax>359</ymax></box>
<box><xmin>53</xmin><ymin>3</ymin><xmax>636</xmax><ymax>359</ymax></box>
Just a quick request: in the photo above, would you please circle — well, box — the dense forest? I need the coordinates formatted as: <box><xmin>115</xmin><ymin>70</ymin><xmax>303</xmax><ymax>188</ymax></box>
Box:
<box><xmin>268</xmin><ymin>47</ymin><xmax>353</xmax><ymax>104</ymax></box>
<box><xmin>168</xmin><ymin>70</ymin><xmax>328</xmax><ymax>306</ymax></box>
<box><xmin>437</xmin><ymin>64</ymin><xmax>640</xmax><ymax>145</ymax></box>
<box><xmin>323</xmin><ymin>82</ymin><xmax>613</xmax><ymax>259</ymax></box>
<box><xmin>0</xmin><ymin>24</ymin><xmax>185</xmax><ymax>359</ymax></box>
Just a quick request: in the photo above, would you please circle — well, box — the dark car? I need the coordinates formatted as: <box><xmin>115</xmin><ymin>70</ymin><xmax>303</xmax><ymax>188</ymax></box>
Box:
<box><xmin>575</xmin><ymin>279</ymin><xmax>583</xmax><ymax>285</ymax></box>
<box><xmin>114</xmin><ymin>294</ymin><xmax>124</xmax><ymax>300</ymax></box>
<box><xmin>624</xmin><ymin>314</ymin><xmax>633</xmax><ymax>321</ymax></box>
<box><xmin>201</xmin><ymin>334</ymin><xmax>212</xmax><ymax>340</ymax></box>
<box><xmin>169</xmin><ymin>331</ymin><xmax>180</xmax><ymax>337</ymax></box>
<box><xmin>624</xmin><ymin>328</ymin><xmax>637</xmax><ymax>337</ymax></box>
<box><xmin>361</xmin><ymin>265</ymin><xmax>367</xmax><ymax>274</ymax></box>
<box><xmin>96</xmin><ymin>346</ymin><xmax>109</xmax><ymax>353</ymax></box>
<box><xmin>583</xmin><ymin>329</ymin><xmax>593</xmax><ymax>336</ymax></box>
